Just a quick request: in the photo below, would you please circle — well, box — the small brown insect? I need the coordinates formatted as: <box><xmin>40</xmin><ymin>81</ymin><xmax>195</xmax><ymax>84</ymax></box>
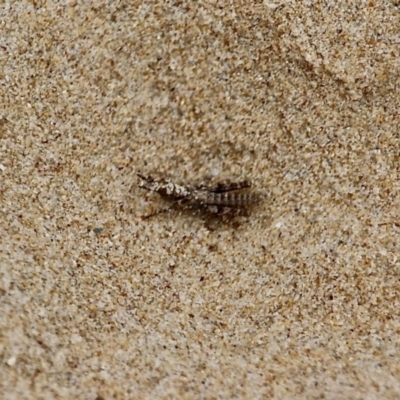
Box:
<box><xmin>137</xmin><ymin>173</ymin><xmax>260</xmax><ymax>219</ymax></box>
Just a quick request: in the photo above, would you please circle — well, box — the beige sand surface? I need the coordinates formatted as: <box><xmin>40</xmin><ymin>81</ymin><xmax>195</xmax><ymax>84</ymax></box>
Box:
<box><xmin>1</xmin><ymin>1</ymin><xmax>400</xmax><ymax>399</ymax></box>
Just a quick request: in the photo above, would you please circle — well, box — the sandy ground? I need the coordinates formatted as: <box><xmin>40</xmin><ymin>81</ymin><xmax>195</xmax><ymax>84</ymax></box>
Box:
<box><xmin>1</xmin><ymin>1</ymin><xmax>400</xmax><ymax>399</ymax></box>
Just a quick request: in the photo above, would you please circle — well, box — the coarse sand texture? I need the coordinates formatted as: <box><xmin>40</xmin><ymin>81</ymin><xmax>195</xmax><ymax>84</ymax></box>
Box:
<box><xmin>1</xmin><ymin>2</ymin><xmax>400</xmax><ymax>399</ymax></box>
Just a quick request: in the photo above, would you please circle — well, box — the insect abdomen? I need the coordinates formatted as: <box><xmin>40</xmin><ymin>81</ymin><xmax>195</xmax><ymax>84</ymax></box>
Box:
<box><xmin>197</xmin><ymin>192</ymin><xmax>258</xmax><ymax>207</ymax></box>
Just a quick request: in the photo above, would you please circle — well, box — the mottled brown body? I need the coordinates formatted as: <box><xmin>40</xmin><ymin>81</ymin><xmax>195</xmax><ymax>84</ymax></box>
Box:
<box><xmin>137</xmin><ymin>173</ymin><xmax>260</xmax><ymax>219</ymax></box>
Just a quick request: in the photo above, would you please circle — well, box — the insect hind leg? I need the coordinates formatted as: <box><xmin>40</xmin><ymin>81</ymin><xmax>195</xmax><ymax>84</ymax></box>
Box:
<box><xmin>204</xmin><ymin>180</ymin><xmax>252</xmax><ymax>193</ymax></box>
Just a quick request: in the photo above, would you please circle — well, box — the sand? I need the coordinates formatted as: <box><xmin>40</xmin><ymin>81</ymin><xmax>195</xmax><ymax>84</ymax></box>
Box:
<box><xmin>1</xmin><ymin>1</ymin><xmax>400</xmax><ymax>399</ymax></box>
